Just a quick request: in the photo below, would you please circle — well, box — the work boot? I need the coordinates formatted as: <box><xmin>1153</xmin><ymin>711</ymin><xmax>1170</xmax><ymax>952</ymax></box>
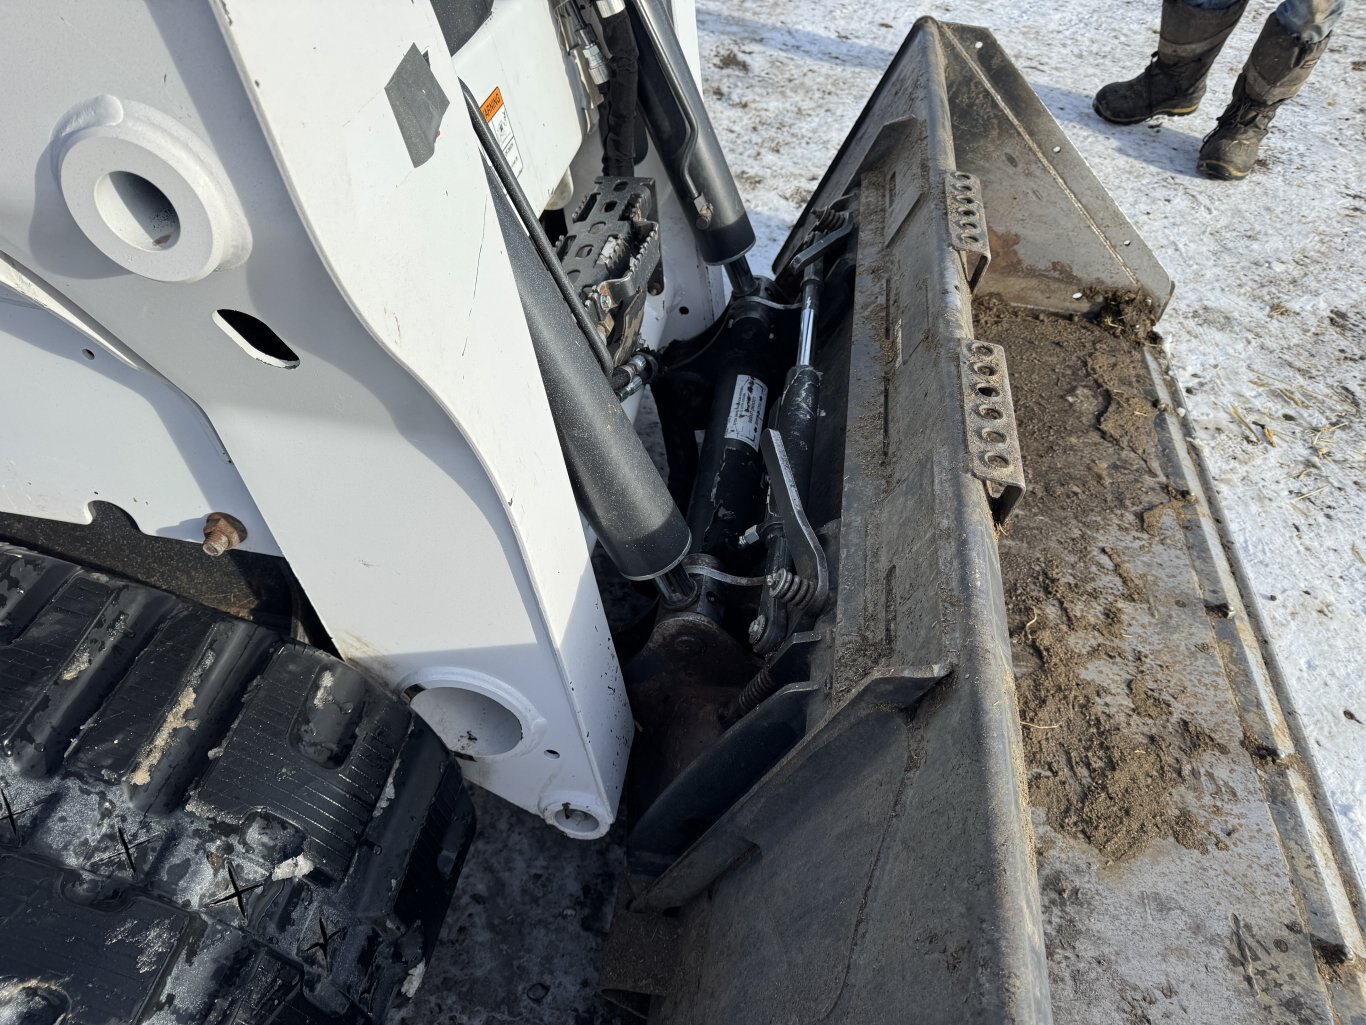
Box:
<box><xmin>1198</xmin><ymin>15</ymin><xmax>1332</xmax><ymax>179</ymax></box>
<box><xmin>1094</xmin><ymin>0</ymin><xmax>1249</xmax><ymax>125</ymax></box>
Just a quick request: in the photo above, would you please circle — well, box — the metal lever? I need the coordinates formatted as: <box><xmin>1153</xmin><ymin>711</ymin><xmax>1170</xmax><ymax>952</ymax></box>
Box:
<box><xmin>789</xmin><ymin>217</ymin><xmax>854</xmax><ymax>275</ymax></box>
<box><xmin>759</xmin><ymin>429</ymin><xmax>828</xmax><ymax>614</ymax></box>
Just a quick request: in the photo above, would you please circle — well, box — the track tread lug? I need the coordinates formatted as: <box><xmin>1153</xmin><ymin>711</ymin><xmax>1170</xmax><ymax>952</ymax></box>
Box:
<box><xmin>0</xmin><ymin>546</ymin><xmax>475</xmax><ymax>1024</ymax></box>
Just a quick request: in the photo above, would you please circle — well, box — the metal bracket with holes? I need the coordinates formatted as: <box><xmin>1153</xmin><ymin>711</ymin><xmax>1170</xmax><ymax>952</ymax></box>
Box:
<box><xmin>945</xmin><ymin>171</ymin><xmax>991</xmax><ymax>291</ymax></box>
<box><xmin>960</xmin><ymin>339</ymin><xmax>1024</xmax><ymax>523</ymax></box>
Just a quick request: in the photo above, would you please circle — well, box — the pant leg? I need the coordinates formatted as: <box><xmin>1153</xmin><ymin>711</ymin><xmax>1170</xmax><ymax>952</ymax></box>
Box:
<box><xmin>1186</xmin><ymin>0</ymin><xmax>1245</xmax><ymax>9</ymax></box>
<box><xmin>1274</xmin><ymin>0</ymin><xmax>1346</xmax><ymax>41</ymax></box>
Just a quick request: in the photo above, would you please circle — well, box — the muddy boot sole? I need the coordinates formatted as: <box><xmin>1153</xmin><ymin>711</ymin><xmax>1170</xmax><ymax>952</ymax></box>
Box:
<box><xmin>1093</xmin><ymin>96</ymin><xmax>1201</xmax><ymax>125</ymax></box>
<box><xmin>1196</xmin><ymin>156</ymin><xmax>1250</xmax><ymax>179</ymax></box>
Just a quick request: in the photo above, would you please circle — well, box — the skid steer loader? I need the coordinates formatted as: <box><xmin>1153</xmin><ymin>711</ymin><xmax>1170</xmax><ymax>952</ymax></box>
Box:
<box><xmin>2</xmin><ymin>2</ymin><xmax>1362</xmax><ymax>1023</ymax></box>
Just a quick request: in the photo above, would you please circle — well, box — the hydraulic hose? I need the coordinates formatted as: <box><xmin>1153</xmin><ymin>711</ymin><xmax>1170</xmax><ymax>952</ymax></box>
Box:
<box><xmin>629</xmin><ymin>0</ymin><xmax>755</xmax><ymax>267</ymax></box>
<box><xmin>598</xmin><ymin>4</ymin><xmax>640</xmax><ymax>176</ymax></box>
<box><xmin>483</xmin><ymin>161</ymin><xmax>690</xmax><ymax>582</ymax></box>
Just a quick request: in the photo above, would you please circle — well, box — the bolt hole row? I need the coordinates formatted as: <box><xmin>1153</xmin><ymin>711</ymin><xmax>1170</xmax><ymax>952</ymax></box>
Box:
<box><xmin>956</xmin><ymin>191</ymin><xmax>982</xmax><ymax>245</ymax></box>
<box><xmin>968</xmin><ymin>343</ymin><xmax>1011</xmax><ymax>469</ymax></box>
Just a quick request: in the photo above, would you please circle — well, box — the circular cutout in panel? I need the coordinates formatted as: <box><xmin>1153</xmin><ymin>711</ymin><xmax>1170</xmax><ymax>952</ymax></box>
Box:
<box><xmin>95</xmin><ymin>171</ymin><xmax>181</xmax><ymax>251</ymax></box>
<box><xmin>435</xmin><ymin>688</ymin><xmax>524</xmax><ymax>757</ymax></box>
<box><xmin>539</xmin><ymin>791</ymin><xmax>611</xmax><ymax>840</ymax></box>
<box><xmin>54</xmin><ymin>95</ymin><xmax>251</xmax><ymax>282</ymax></box>
<box><xmin>405</xmin><ymin>667</ymin><xmax>546</xmax><ymax>761</ymax></box>
<box><xmin>550</xmin><ymin>804</ymin><xmax>602</xmax><ymax>838</ymax></box>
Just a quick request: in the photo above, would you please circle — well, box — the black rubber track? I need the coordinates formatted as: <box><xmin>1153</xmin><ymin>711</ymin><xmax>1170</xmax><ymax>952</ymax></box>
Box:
<box><xmin>0</xmin><ymin>544</ymin><xmax>475</xmax><ymax>1024</ymax></box>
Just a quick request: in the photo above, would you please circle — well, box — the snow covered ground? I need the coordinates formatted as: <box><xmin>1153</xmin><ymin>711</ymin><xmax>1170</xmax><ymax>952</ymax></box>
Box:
<box><xmin>698</xmin><ymin>0</ymin><xmax>1366</xmax><ymax>895</ymax></box>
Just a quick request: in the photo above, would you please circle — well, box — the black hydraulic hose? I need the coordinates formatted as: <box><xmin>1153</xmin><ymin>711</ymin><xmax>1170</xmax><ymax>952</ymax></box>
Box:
<box><xmin>460</xmin><ymin>81</ymin><xmax>615</xmax><ymax>375</ymax></box>
<box><xmin>629</xmin><ymin>0</ymin><xmax>755</xmax><ymax>266</ymax></box>
<box><xmin>599</xmin><ymin>9</ymin><xmax>640</xmax><ymax>177</ymax></box>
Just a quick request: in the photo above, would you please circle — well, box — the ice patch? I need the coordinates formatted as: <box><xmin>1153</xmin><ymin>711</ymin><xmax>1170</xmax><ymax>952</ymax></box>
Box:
<box><xmin>401</xmin><ymin>961</ymin><xmax>426</xmax><ymax>998</ymax></box>
<box><xmin>271</xmin><ymin>854</ymin><xmax>316</xmax><ymax>881</ymax></box>
<box><xmin>128</xmin><ymin>683</ymin><xmax>199</xmax><ymax>787</ymax></box>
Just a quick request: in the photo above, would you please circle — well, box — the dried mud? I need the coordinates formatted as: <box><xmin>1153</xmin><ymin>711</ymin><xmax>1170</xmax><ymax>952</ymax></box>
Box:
<box><xmin>977</xmin><ymin>298</ymin><xmax>1225</xmax><ymax>864</ymax></box>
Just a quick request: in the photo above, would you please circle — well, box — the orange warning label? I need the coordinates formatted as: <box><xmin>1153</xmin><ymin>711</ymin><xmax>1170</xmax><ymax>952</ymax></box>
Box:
<box><xmin>480</xmin><ymin>85</ymin><xmax>523</xmax><ymax>175</ymax></box>
<box><xmin>480</xmin><ymin>87</ymin><xmax>504</xmax><ymax>122</ymax></box>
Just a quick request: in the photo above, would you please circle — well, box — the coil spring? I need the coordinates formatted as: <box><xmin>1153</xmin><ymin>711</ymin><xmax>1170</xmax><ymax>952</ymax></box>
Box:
<box><xmin>735</xmin><ymin>667</ymin><xmax>780</xmax><ymax>715</ymax></box>
<box><xmin>799</xmin><ymin>207</ymin><xmax>852</xmax><ymax>251</ymax></box>
<box><xmin>766</xmin><ymin>568</ymin><xmax>814</xmax><ymax>607</ymax></box>
<box><xmin>813</xmin><ymin>207</ymin><xmax>850</xmax><ymax>233</ymax></box>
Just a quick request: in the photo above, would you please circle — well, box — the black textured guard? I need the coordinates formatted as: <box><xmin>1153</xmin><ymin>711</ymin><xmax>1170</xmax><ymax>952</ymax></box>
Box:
<box><xmin>0</xmin><ymin>544</ymin><xmax>475</xmax><ymax>1024</ymax></box>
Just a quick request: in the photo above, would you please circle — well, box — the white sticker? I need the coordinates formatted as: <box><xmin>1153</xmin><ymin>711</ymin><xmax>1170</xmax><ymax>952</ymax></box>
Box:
<box><xmin>724</xmin><ymin>375</ymin><xmax>769</xmax><ymax>450</ymax></box>
<box><xmin>480</xmin><ymin>87</ymin><xmax>524</xmax><ymax>176</ymax></box>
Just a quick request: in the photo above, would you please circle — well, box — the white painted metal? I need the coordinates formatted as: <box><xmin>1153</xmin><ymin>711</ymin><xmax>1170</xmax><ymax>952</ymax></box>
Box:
<box><xmin>0</xmin><ymin>283</ymin><xmax>279</xmax><ymax>554</ymax></box>
<box><xmin>562</xmin><ymin>0</ymin><xmax>727</xmax><ymax>354</ymax></box>
<box><xmin>661</xmin><ymin>0</ymin><xmax>733</xmax><ymax>325</ymax></box>
<box><xmin>451</xmin><ymin>0</ymin><xmax>600</xmax><ymax>210</ymax></box>
<box><xmin>455</xmin><ymin>0</ymin><xmax>725</xmax><ymax>356</ymax></box>
<box><xmin>53</xmin><ymin>96</ymin><xmax>253</xmax><ymax>284</ymax></box>
<box><xmin>0</xmin><ymin>0</ymin><xmax>640</xmax><ymax>838</ymax></box>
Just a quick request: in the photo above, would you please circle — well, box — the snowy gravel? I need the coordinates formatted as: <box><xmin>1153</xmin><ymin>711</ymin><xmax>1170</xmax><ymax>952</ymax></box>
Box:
<box><xmin>699</xmin><ymin>0</ymin><xmax>1366</xmax><ymax>895</ymax></box>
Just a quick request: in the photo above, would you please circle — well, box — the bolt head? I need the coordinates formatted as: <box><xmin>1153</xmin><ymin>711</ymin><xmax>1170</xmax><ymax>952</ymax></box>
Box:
<box><xmin>747</xmin><ymin>615</ymin><xmax>767</xmax><ymax>643</ymax></box>
<box><xmin>202</xmin><ymin>512</ymin><xmax>246</xmax><ymax>557</ymax></box>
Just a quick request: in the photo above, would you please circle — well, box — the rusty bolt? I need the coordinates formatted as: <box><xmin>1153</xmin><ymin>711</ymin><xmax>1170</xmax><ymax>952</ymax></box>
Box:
<box><xmin>202</xmin><ymin>512</ymin><xmax>246</xmax><ymax>557</ymax></box>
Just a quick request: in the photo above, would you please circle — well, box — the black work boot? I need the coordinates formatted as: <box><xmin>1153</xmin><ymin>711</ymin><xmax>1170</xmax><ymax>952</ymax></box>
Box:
<box><xmin>1198</xmin><ymin>15</ymin><xmax>1332</xmax><ymax>179</ymax></box>
<box><xmin>1094</xmin><ymin>0</ymin><xmax>1249</xmax><ymax>125</ymax></box>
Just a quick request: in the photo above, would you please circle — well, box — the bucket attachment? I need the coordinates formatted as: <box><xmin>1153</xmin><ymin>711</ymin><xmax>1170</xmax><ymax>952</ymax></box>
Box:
<box><xmin>775</xmin><ymin>19</ymin><xmax>1173</xmax><ymax>319</ymax></box>
<box><xmin>606</xmin><ymin>14</ymin><xmax>1366</xmax><ymax>1025</ymax></box>
<box><xmin>604</xmin><ymin>18</ymin><xmax>1174</xmax><ymax>1024</ymax></box>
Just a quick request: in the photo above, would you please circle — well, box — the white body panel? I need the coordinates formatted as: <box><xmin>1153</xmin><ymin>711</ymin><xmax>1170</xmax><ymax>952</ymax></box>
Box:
<box><xmin>452</xmin><ymin>0</ymin><xmax>597</xmax><ymax>209</ymax></box>
<box><xmin>0</xmin><ymin>283</ymin><xmax>279</xmax><ymax>554</ymax></box>
<box><xmin>0</xmin><ymin>0</ymin><xmax>678</xmax><ymax>837</ymax></box>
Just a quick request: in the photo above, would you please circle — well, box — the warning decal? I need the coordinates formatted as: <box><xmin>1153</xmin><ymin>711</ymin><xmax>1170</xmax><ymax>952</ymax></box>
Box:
<box><xmin>724</xmin><ymin>375</ymin><xmax>769</xmax><ymax>450</ymax></box>
<box><xmin>481</xmin><ymin>87</ymin><xmax>524</xmax><ymax>176</ymax></box>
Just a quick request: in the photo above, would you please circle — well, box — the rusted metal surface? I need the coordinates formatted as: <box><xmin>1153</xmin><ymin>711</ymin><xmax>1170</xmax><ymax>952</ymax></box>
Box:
<box><xmin>201</xmin><ymin>511</ymin><xmax>247</xmax><ymax>557</ymax></box>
